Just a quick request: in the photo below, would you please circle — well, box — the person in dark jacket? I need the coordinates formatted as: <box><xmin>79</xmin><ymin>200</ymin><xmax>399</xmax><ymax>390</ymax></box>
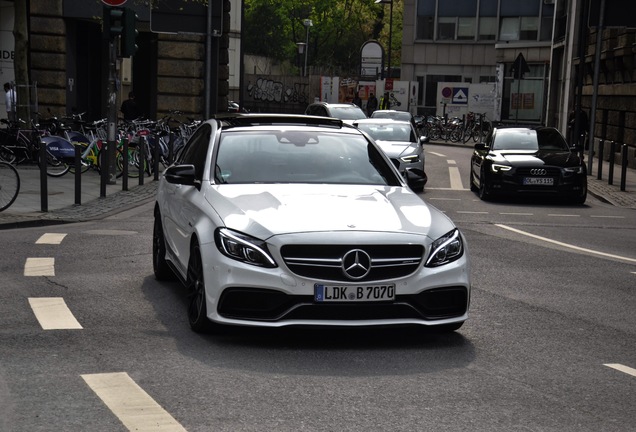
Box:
<box><xmin>120</xmin><ymin>91</ymin><xmax>142</xmax><ymax>121</ymax></box>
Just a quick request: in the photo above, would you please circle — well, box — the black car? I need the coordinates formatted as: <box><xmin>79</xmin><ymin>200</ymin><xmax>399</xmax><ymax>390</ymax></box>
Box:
<box><xmin>470</xmin><ymin>127</ymin><xmax>587</xmax><ymax>204</ymax></box>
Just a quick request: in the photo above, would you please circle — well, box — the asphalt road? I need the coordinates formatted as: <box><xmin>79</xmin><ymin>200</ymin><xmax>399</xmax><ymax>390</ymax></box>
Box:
<box><xmin>1</xmin><ymin>144</ymin><xmax>635</xmax><ymax>432</ymax></box>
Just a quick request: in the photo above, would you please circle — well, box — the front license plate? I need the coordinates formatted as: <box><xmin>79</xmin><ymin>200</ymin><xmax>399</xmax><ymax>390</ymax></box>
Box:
<box><xmin>523</xmin><ymin>177</ymin><xmax>554</xmax><ymax>185</ymax></box>
<box><xmin>314</xmin><ymin>284</ymin><xmax>395</xmax><ymax>302</ymax></box>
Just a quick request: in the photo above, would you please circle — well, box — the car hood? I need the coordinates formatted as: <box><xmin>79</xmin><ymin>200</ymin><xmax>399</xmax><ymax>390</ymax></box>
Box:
<box><xmin>492</xmin><ymin>150</ymin><xmax>581</xmax><ymax>167</ymax></box>
<box><xmin>374</xmin><ymin>140</ymin><xmax>418</xmax><ymax>158</ymax></box>
<box><xmin>206</xmin><ymin>184</ymin><xmax>451</xmax><ymax>239</ymax></box>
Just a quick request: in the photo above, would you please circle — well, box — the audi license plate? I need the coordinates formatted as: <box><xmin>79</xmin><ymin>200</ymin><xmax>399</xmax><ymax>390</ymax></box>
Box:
<box><xmin>314</xmin><ymin>284</ymin><xmax>395</xmax><ymax>302</ymax></box>
<box><xmin>523</xmin><ymin>177</ymin><xmax>554</xmax><ymax>185</ymax></box>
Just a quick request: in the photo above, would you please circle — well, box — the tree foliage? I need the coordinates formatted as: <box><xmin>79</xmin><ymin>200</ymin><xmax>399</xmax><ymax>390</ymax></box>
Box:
<box><xmin>243</xmin><ymin>0</ymin><xmax>402</xmax><ymax>76</ymax></box>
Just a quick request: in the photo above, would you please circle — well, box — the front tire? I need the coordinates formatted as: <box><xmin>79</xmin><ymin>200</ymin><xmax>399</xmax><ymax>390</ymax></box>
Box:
<box><xmin>187</xmin><ymin>242</ymin><xmax>213</xmax><ymax>333</ymax></box>
<box><xmin>478</xmin><ymin>166</ymin><xmax>491</xmax><ymax>200</ymax></box>
<box><xmin>153</xmin><ymin>212</ymin><xmax>176</xmax><ymax>281</ymax></box>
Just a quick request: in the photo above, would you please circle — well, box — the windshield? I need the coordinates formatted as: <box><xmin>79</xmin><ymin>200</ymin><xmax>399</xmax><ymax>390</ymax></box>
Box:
<box><xmin>329</xmin><ymin>106</ymin><xmax>367</xmax><ymax>120</ymax></box>
<box><xmin>492</xmin><ymin>129</ymin><xmax>570</xmax><ymax>152</ymax></box>
<box><xmin>215</xmin><ymin>130</ymin><xmax>400</xmax><ymax>186</ymax></box>
<box><xmin>357</xmin><ymin>123</ymin><xmax>415</xmax><ymax>142</ymax></box>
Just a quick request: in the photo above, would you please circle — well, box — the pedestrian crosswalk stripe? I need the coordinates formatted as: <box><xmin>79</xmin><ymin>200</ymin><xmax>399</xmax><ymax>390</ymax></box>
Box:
<box><xmin>82</xmin><ymin>372</ymin><xmax>187</xmax><ymax>432</ymax></box>
<box><xmin>36</xmin><ymin>233</ymin><xmax>67</xmax><ymax>244</ymax></box>
<box><xmin>28</xmin><ymin>297</ymin><xmax>82</xmax><ymax>330</ymax></box>
<box><xmin>24</xmin><ymin>257</ymin><xmax>55</xmax><ymax>276</ymax></box>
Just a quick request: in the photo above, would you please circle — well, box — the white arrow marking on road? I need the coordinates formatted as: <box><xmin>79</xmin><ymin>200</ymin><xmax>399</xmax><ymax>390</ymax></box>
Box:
<box><xmin>604</xmin><ymin>364</ymin><xmax>636</xmax><ymax>377</ymax></box>
<box><xmin>496</xmin><ymin>224</ymin><xmax>636</xmax><ymax>263</ymax></box>
<box><xmin>35</xmin><ymin>233</ymin><xmax>67</xmax><ymax>244</ymax></box>
<box><xmin>449</xmin><ymin>166</ymin><xmax>464</xmax><ymax>190</ymax></box>
<box><xmin>82</xmin><ymin>372</ymin><xmax>187</xmax><ymax>432</ymax></box>
<box><xmin>24</xmin><ymin>258</ymin><xmax>55</xmax><ymax>276</ymax></box>
<box><xmin>28</xmin><ymin>297</ymin><xmax>82</xmax><ymax>330</ymax></box>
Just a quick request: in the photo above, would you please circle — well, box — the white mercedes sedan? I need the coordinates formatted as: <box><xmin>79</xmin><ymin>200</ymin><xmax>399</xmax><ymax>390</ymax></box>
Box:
<box><xmin>153</xmin><ymin>114</ymin><xmax>470</xmax><ymax>333</ymax></box>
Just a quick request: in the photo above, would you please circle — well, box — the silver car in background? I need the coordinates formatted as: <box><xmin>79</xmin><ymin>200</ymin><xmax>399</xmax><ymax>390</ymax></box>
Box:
<box><xmin>353</xmin><ymin>118</ymin><xmax>427</xmax><ymax>190</ymax></box>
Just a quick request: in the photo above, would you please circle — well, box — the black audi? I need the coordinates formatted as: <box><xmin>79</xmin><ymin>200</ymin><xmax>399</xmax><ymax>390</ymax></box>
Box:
<box><xmin>470</xmin><ymin>127</ymin><xmax>587</xmax><ymax>204</ymax></box>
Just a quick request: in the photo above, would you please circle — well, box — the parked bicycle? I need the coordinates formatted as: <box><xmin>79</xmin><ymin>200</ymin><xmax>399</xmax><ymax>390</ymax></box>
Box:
<box><xmin>0</xmin><ymin>160</ymin><xmax>20</xmax><ymax>212</ymax></box>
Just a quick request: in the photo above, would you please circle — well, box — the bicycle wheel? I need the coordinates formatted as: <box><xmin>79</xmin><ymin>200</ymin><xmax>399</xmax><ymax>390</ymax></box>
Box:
<box><xmin>115</xmin><ymin>146</ymin><xmax>148</xmax><ymax>178</ymax></box>
<box><xmin>0</xmin><ymin>146</ymin><xmax>17</xmax><ymax>164</ymax></box>
<box><xmin>67</xmin><ymin>142</ymin><xmax>92</xmax><ymax>174</ymax></box>
<box><xmin>0</xmin><ymin>161</ymin><xmax>20</xmax><ymax>212</ymax></box>
<box><xmin>45</xmin><ymin>152</ymin><xmax>70</xmax><ymax>177</ymax></box>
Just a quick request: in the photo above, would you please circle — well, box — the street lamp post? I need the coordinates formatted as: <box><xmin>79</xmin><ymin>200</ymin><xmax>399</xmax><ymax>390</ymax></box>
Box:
<box><xmin>375</xmin><ymin>0</ymin><xmax>393</xmax><ymax>79</ymax></box>
<box><xmin>296</xmin><ymin>42</ymin><xmax>306</xmax><ymax>77</ymax></box>
<box><xmin>303</xmin><ymin>19</ymin><xmax>313</xmax><ymax>77</ymax></box>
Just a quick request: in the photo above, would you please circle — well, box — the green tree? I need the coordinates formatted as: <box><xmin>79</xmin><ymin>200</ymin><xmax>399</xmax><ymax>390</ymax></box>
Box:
<box><xmin>243</xmin><ymin>0</ymin><xmax>402</xmax><ymax>77</ymax></box>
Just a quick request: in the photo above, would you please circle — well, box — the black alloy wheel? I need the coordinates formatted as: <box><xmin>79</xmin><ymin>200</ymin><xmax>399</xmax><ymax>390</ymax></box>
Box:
<box><xmin>153</xmin><ymin>212</ymin><xmax>176</xmax><ymax>281</ymax></box>
<box><xmin>478</xmin><ymin>165</ymin><xmax>491</xmax><ymax>200</ymax></box>
<box><xmin>469</xmin><ymin>169</ymin><xmax>478</xmax><ymax>192</ymax></box>
<box><xmin>187</xmin><ymin>242</ymin><xmax>213</xmax><ymax>333</ymax></box>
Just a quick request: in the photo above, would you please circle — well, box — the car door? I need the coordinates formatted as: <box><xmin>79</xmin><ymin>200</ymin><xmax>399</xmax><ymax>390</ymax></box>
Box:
<box><xmin>163</xmin><ymin>123</ymin><xmax>212</xmax><ymax>275</ymax></box>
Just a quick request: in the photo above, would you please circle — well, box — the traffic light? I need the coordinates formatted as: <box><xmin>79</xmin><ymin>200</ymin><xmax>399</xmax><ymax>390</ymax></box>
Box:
<box><xmin>121</xmin><ymin>8</ymin><xmax>138</xmax><ymax>58</ymax></box>
<box><xmin>104</xmin><ymin>6</ymin><xmax>124</xmax><ymax>40</ymax></box>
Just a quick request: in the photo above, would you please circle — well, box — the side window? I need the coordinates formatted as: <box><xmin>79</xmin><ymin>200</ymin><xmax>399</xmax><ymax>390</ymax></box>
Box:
<box><xmin>179</xmin><ymin>123</ymin><xmax>212</xmax><ymax>180</ymax></box>
<box><xmin>318</xmin><ymin>107</ymin><xmax>328</xmax><ymax>117</ymax></box>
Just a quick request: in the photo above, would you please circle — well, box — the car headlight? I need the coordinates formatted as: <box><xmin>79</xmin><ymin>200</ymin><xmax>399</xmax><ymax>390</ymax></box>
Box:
<box><xmin>564</xmin><ymin>166</ymin><xmax>584</xmax><ymax>174</ymax></box>
<box><xmin>400</xmin><ymin>154</ymin><xmax>421</xmax><ymax>164</ymax></box>
<box><xmin>491</xmin><ymin>163</ymin><xmax>512</xmax><ymax>173</ymax></box>
<box><xmin>215</xmin><ymin>228</ymin><xmax>277</xmax><ymax>268</ymax></box>
<box><xmin>425</xmin><ymin>229</ymin><xmax>464</xmax><ymax>268</ymax></box>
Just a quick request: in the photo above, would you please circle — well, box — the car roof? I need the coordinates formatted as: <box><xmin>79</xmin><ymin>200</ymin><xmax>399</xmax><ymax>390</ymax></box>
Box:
<box><xmin>354</xmin><ymin>118</ymin><xmax>413</xmax><ymax>125</ymax></box>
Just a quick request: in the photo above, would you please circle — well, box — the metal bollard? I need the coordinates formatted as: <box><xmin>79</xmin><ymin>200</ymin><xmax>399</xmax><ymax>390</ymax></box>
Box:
<box><xmin>39</xmin><ymin>140</ymin><xmax>48</xmax><ymax>212</ymax></box>
<box><xmin>122</xmin><ymin>139</ymin><xmax>129</xmax><ymax>191</ymax></box>
<box><xmin>74</xmin><ymin>144</ymin><xmax>81</xmax><ymax>205</ymax></box>
<box><xmin>620</xmin><ymin>144</ymin><xmax>628</xmax><ymax>191</ymax></box>
<box><xmin>153</xmin><ymin>134</ymin><xmax>160</xmax><ymax>181</ymax></box>
<box><xmin>597</xmin><ymin>140</ymin><xmax>604</xmax><ymax>180</ymax></box>
<box><xmin>139</xmin><ymin>136</ymin><xmax>145</xmax><ymax>186</ymax></box>
<box><xmin>608</xmin><ymin>141</ymin><xmax>615</xmax><ymax>186</ymax></box>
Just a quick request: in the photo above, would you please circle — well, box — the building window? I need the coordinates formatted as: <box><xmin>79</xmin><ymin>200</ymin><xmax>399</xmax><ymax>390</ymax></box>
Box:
<box><xmin>499</xmin><ymin>17</ymin><xmax>519</xmax><ymax>41</ymax></box>
<box><xmin>520</xmin><ymin>17</ymin><xmax>538</xmax><ymax>40</ymax></box>
<box><xmin>417</xmin><ymin>0</ymin><xmax>435</xmax><ymax>40</ymax></box>
<box><xmin>457</xmin><ymin>17</ymin><xmax>476</xmax><ymax>40</ymax></box>
<box><xmin>478</xmin><ymin>17</ymin><xmax>497</xmax><ymax>40</ymax></box>
<box><xmin>438</xmin><ymin>17</ymin><xmax>456</xmax><ymax>40</ymax></box>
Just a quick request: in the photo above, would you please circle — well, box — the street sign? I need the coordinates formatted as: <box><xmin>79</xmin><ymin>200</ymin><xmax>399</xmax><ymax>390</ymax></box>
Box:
<box><xmin>511</xmin><ymin>53</ymin><xmax>530</xmax><ymax>79</ymax></box>
<box><xmin>102</xmin><ymin>0</ymin><xmax>127</xmax><ymax>6</ymax></box>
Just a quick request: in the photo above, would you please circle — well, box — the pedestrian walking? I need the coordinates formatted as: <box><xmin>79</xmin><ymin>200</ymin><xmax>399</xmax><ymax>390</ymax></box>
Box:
<box><xmin>4</xmin><ymin>82</ymin><xmax>17</xmax><ymax>121</ymax></box>
<box><xmin>352</xmin><ymin>92</ymin><xmax>362</xmax><ymax>109</ymax></box>
<box><xmin>366</xmin><ymin>92</ymin><xmax>378</xmax><ymax>116</ymax></box>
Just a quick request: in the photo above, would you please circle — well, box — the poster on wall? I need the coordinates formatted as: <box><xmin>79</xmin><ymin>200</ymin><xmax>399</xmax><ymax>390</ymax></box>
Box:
<box><xmin>436</xmin><ymin>82</ymin><xmax>496</xmax><ymax>120</ymax></box>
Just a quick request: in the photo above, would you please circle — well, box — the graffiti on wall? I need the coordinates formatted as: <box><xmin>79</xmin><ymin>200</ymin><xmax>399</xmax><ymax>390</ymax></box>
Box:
<box><xmin>247</xmin><ymin>77</ymin><xmax>310</xmax><ymax>105</ymax></box>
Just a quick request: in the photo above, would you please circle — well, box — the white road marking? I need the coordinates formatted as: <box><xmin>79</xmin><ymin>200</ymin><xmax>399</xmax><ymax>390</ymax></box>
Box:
<box><xmin>447</xmin><ymin>159</ymin><xmax>457</xmax><ymax>165</ymax></box>
<box><xmin>28</xmin><ymin>298</ymin><xmax>82</xmax><ymax>330</ymax></box>
<box><xmin>548</xmin><ymin>214</ymin><xmax>580</xmax><ymax>217</ymax></box>
<box><xmin>82</xmin><ymin>372</ymin><xmax>187</xmax><ymax>432</ymax></box>
<box><xmin>496</xmin><ymin>224</ymin><xmax>636</xmax><ymax>263</ymax></box>
<box><xmin>427</xmin><ymin>151</ymin><xmax>446</xmax><ymax>157</ymax></box>
<box><xmin>591</xmin><ymin>215</ymin><xmax>626</xmax><ymax>219</ymax></box>
<box><xmin>499</xmin><ymin>212</ymin><xmax>534</xmax><ymax>216</ymax></box>
<box><xmin>449</xmin><ymin>166</ymin><xmax>464</xmax><ymax>190</ymax></box>
<box><xmin>604</xmin><ymin>364</ymin><xmax>636</xmax><ymax>377</ymax></box>
<box><xmin>24</xmin><ymin>258</ymin><xmax>55</xmax><ymax>276</ymax></box>
<box><xmin>457</xmin><ymin>211</ymin><xmax>489</xmax><ymax>214</ymax></box>
<box><xmin>35</xmin><ymin>233</ymin><xmax>67</xmax><ymax>244</ymax></box>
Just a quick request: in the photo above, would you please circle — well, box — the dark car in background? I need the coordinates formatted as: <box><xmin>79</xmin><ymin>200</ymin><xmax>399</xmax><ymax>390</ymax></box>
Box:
<box><xmin>470</xmin><ymin>127</ymin><xmax>587</xmax><ymax>204</ymax></box>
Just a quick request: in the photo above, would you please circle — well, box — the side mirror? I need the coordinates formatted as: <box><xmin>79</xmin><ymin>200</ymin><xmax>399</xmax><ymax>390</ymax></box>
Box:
<box><xmin>474</xmin><ymin>143</ymin><xmax>487</xmax><ymax>151</ymax></box>
<box><xmin>164</xmin><ymin>164</ymin><xmax>198</xmax><ymax>186</ymax></box>
<box><xmin>419</xmin><ymin>135</ymin><xmax>429</xmax><ymax>145</ymax></box>
<box><xmin>405</xmin><ymin>168</ymin><xmax>427</xmax><ymax>191</ymax></box>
